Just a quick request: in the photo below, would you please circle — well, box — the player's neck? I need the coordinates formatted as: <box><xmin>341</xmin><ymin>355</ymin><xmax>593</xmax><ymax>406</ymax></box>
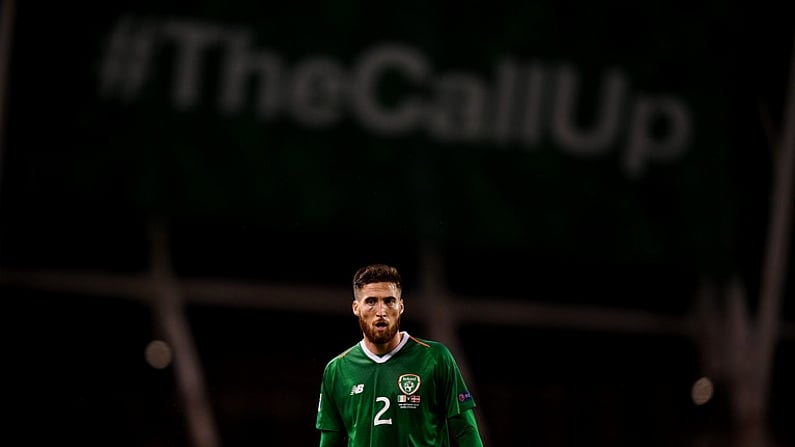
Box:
<box><xmin>364</xmin><ymin>331</ymin><xmax>404</xmax><ymax>356</ymax></box>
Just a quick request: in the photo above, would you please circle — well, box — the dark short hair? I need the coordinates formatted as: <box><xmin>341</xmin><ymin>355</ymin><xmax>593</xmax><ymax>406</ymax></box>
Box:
<box><xmin>352</xmin><ymin>264</ymin><xmax>402</xmax><ymax>295</ymax></box>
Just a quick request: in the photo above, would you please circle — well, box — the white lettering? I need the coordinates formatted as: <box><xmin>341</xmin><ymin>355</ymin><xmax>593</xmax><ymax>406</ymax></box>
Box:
<box><xmin>551</xmin><ymin>66</ymin><xmax>626</xmax><ymax>156</ymax></box>
<box><xmin>427</xmin><ymin>72</ymin><xmax>487</xmax><ymax>141</ymax></box>
<box><xmin>161</xmin><ymin>20</ymin><xmax>223</xmax><ymax>109</ymax></box>
<box><xmin>289</xmin><ymin>56</ymin><xmax>345</xmax><ymax>127</ymax></box>
<box><xmin>519</xmin><ymin>64</ymin><xmax>548</xmax><ymax>146</ymax></box>
<box><xmin>625</xmin><ymin>97</ymin><xmax>692</xmax><ymax>178</ymax></box>
<box><xmin>218</xmin><ymin>32</ymin><xmax>284</xmax><ymax>117</ymax></box>
<box><xmin>352</xmin><ymin>43</ymin><xmax>428</xmax><ymax>134</ymax></box>
<box><xmin>491</xmin><ymin>60</ymin><xmax>520</xmax><ymax>145</ymax></box>
<box><xmin>98</xmin><ymin>16</ymin><xmax>696</xmax><ymax>178</ymax></box>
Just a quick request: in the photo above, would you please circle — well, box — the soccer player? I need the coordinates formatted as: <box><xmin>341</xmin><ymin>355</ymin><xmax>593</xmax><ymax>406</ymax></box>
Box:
<box><xmin>316</xmin><ymin>264</ymin><xmax>484</xmax><ymax>447</ymax></box>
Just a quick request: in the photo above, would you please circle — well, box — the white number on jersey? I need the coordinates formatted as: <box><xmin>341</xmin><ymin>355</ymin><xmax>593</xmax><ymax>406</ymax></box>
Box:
<box><xmin>374</xmin><ymin>396</ymin><xmax>393</xmax><ymax>426</ymax></box>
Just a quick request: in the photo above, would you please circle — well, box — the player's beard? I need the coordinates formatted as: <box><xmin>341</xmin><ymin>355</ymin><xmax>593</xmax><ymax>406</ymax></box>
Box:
<box><xmin>359</xmin><ymin>315</ymin><xmax>400</xmax><ymax>345</ymax></box>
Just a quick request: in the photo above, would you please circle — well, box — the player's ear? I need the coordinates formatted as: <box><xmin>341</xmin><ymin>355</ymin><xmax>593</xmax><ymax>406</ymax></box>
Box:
<box><xmin>400</xmin><ymin>299</ymin><xmax>404</xmax><ymax>314</ymax></box>
<box><xmin>352</xmin><ymin>298</ymin><xmax>360</xmax><ymax>316</ymax></box>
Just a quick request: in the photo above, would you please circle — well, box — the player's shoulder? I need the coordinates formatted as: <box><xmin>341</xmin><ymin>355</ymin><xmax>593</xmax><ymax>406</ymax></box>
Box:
<box><xmin>406</xmin><ymin>334</ymin><xmax>452</xmax><ymax>355</ymax></box>
<box><xmin>325</xmin><ymin>342</ymin><xmax>361</xmax><ymax>367</ymax></box>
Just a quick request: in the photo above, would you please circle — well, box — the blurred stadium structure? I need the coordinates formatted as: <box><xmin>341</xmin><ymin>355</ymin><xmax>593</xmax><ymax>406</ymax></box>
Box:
<box><xmin>1</xmin><ymin>0</ymin><xmax>794</xmax><ymax>446</ymax></box>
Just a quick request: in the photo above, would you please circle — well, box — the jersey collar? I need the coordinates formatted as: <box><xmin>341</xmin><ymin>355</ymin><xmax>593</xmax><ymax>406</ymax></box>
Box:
<box><xmin>360</xmin><ymin>331</ymin><xmax>410</xmax><ymax>363</ymax></box>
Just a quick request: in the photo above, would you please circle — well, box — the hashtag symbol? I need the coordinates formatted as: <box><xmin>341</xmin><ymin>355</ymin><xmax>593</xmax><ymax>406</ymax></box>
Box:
<box><xmin>98</xmin><ymin>15</ymin><xmax>158</xmax><ymax>101</ymax></box>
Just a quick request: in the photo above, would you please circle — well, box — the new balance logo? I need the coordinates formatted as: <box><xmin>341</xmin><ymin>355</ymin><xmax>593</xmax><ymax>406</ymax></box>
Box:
<box><xmin>350</xmin><ymin>384</ymin><xmax>364</xmax><ymax>395</ymax></box>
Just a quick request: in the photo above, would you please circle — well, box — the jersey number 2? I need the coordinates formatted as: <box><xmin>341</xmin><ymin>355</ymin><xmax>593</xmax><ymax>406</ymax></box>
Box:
<box><xmin>374</xmin><ymin>396</ymin><xmax>392</xmax><ymax>426</ymax></box>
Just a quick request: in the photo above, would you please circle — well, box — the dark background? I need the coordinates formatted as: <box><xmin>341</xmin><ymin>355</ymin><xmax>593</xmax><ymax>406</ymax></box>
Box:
<box><xmin>2</xmin><ymin>0</ymin><xmax>794</xmax><ymax>445</ymax></box>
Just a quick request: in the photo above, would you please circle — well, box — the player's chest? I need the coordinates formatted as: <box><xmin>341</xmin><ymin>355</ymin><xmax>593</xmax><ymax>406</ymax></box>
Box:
<box><xmin>341</xmin><ymin>360</ymin><xmax>435</xmax><ymax>408</ymax></box>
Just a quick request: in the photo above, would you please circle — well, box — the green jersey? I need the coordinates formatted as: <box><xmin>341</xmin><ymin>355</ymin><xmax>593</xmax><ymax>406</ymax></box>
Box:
<box><xmin>316</xmin><ymin>332</ymin><xmax>477</xmax><ymax>447</ymax></box>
